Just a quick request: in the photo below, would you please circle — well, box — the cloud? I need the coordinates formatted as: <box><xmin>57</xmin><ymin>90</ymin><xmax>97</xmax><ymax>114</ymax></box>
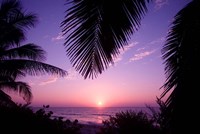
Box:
<box><xmin>51</xmin><ymin>32</ymin><xmax>64</xmax><ymax>41</ymax></box>
<box><xmin>129</xmin><ymin>50</ymin><xmax>156</xmax><ymax>62</ymax></box>
<box><xmin>154</xmin><ymin>0</ymin><xmax>168</xmax><ymax>9</ymax></box>
<box><xmin>148</xmin><ymin>37</ymin><xmax>165</xmax><ymax>45</ymax></box>
<box><xmin>137</xmin><ymin>37</ymin><xmax>164</xmax><ymax>51</ymax></box>
<box><xmin>112</xmin><ymin>41</ymin><xmax>138</xmax><ymax>64</ymax></box>
<box><xmin>122</xmin><ymin>42</ymin><xmax>138</xmax><ymax>52</ymax></box>
<box><xmin>39</xmin><ymin>77</ymin><xmax>58</xmax><ymax>86</ymax></box>
<box><xmin>65</xmin><ymin>68</ymin><xmax>79</xmax><ymax>80</ymax></box>
<box><xmin>137</xmin><ymin>47</ymin><xmax>146</xmax><ymax>51</ymax></box>
<box><xmin>126</xmin><ymin>37</ymin><xmax>164</xmax><ymax>63</ymax></box>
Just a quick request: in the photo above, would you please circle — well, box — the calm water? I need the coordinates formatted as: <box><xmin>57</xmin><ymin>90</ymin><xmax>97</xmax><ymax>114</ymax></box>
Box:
<box><xmin>32</xmin><ymin>107</ymin><xmax>156</xmax><ymax>125</ymax></box>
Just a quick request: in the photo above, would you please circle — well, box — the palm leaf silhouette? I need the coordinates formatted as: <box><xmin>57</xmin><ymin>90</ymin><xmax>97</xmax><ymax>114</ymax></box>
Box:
<box><xmin>0</xmin><ymin>0</ymin><xmax>37</xmax><ymax>45</ymax></box>
<box><xmin>0</xmin><ymin>0</ymin><xmax>67</xmax><ymax>104</ymax></box>
<box><xmin>61</xmin><ymin>0</ymin><xmax>150</xmax><ymax>78</ymax></box>
<box><xmin>0</xmin><ymin>43</ymin><xmax>46</xmax><ymax>61</ymax></box>
<box><xmin>0</xmin><ymin>81</ymin><xmax>32</xmax><ymax>103</ymax></box>
<box><xmin>161</xmin><ymin>0</ymin><xmax>200</xmax><ymax>133</ymax></box>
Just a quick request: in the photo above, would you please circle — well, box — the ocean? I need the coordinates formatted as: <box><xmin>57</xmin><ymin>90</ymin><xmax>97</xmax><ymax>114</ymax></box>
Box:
<box><xmin>32</xmin><ymin>107</ymin><xmax>157</xmax><ymax>125</ymax></box>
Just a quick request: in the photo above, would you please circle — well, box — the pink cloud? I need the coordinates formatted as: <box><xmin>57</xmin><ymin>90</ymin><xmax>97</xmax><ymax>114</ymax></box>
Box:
<box><xmin>111</xmin><ymin>41</ymin><xmax>138</xmax><ymax>64</ymax></box>
<box><xmin>39</xmin><ymin>77</ymin><xmax>58</xmax><ymax>86</ymax></box>
<box><xmin>51</xmin><ymin>33</ymin><xmax>64</xmax><ymax>41</ymax></box>
<box><xmin>129</xmin><ymin>50</ymin><xmax>155</xmax><ymax>62</ymax></box>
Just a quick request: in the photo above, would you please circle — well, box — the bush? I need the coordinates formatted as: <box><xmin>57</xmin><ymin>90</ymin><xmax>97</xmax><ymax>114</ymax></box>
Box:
<box><xmin>147</xmin><ymin>98</ymin><xmax>169</xmax><ymax>134</ymax></box>
<box><xmin>0</xmin><ymin>104</ymin><xmax>81</xmax><ymax>134</ymax></box>
<box><xmin>98</xmin><ymin>110</ymin><xmax>161</xmax><ymax>134</ymax></box>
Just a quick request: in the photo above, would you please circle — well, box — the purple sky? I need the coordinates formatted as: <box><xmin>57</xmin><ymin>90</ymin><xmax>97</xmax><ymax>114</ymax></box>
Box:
<box><xmin>9</xmin><ymin>0</ymin><xmax>192</xmax><ymax>107</ymax></box>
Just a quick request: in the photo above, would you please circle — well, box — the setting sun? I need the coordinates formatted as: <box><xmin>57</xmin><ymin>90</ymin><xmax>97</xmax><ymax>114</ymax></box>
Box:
<box><xmin>97</xmin><ymin>101</ymin><xmax>103</xmax><ymax>106</ymax></box>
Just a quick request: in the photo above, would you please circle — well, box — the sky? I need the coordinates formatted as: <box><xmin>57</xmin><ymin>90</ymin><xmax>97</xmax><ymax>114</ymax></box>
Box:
<box><xmin>7</xmin><ymin>0</ymin><xmax>192</xmax><ymax>107</ymax></box>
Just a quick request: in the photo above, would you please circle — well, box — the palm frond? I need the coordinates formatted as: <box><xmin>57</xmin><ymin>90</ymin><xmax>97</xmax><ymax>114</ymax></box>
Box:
<box><xmin>0</xmin><ymin>89</ymin><xmax>12</xmax><ymax>102</ymax></box>
<box><xmin>0</xmin><ymin>74</ymin><xmax>16</xmax><ymax>105</ymax></box>
<box><xmin>0</xmin><ymin>59</ymin><xmax>67</xmax><ymax>78</ymax></box>
<box><xmin>9</xmin><ymin>11</ymin><xmax>38</xmax><ymax>33</ymax></box>
<box><xmin>161</xmin><ymin>1</ymin><xmax>200</xmax><ymax>132</ymax></box>
<box><xmin>0</xmin><ymin>89</ymin><xmax>17</xmax><ymax>106</ymax></box>
<box><xmin>161</xmin><ymin>0</ymin><xmax>200</xmax><ymax>104</ymax></box>
<box><xmin>0</xmin><ymin>24</ymin><xmax>24</xmax><ymax>45</ymax></box>
<box><xmin>0</xmin><ymin>43</ymin><xmax>46</xmax><ymax>61</ymax></box>
<box><xmin>0</xmin><ymin>81</ymin><xmax>32</xmax><ymax>103</ymax></box>
<box><xmin>0</xmin><ymin>0</ymin><xmax>67</xmax><ymax>105</ymax></box>
<box><xmin>0</xmin><ymin>0</ymin><xmax>37</xmax><ymax>45</ymax></box>
<box><xmin>0</xmin><ymin>75</ymin><xmax>15</xmax><ymax>82</ymax></box>
<box><xmin>0</xmin><ymin>0</ymin><xmax>20</xmax><ymax>18</ymax></box>
<box><xmin>61</xmin><ymin>0</ymin><xmax>150</xmax><ymax>79</ymax></box>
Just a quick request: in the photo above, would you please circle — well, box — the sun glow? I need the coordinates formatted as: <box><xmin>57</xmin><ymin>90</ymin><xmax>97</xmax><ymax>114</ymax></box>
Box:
<box><xmin>97</xmin><ymin>101</ymin><xmax>103</xmax><ymax>107</ymax></box>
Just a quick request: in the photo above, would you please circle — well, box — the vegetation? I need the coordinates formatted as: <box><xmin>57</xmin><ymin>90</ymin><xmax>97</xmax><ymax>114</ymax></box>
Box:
<box><xmin>61</xmin><ymin>0</ymin><xmax>151</xmax><ymax>79</ymax></box>
<box><xmin>0</xmin><ymin>0</ymin><xmax>67</xmax><ymax>105</ymax></box>
<box><xmin>147</xmin><ymin>98</ymin><xmax>168</xmax><ymax>134</ymax></box>
<box><xmin>161</xmin><ymin>0</ymin><xmax>200</xmax><ymax>133</ymax></box>
<box><xmin>0</xmin><ymin>104</ymin><xmax>81</xmax><ymax>134</ymax></box>
<box><xmin>62</xmin><ymin>0</ymin><xmax>200</xmax><ymax>133</ymax></box>
<box><xmin>1</xmin><ymin>0</ymin><xmax>199</xmax><ymax>133</ymax></box>
<box><xmin>97</xmin><ymin>99</ymin><xmax>169</xmax><ymax>134</ymax></box>
<box><xmin>0</xmin><ymin>1</ymin><xmax>76</xmax><ymax>133</ymax></box>
<box><xmin>98</xmin><ymin>110</ymin><xmax>161</xmax><ymax>134</ymax></box>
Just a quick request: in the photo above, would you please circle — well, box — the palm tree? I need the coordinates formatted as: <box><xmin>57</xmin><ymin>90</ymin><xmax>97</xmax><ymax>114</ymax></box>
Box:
<box><xmin>161</xmin><ymin>0</ymin><xmax>200</xmax><ymax>133</ymax></box>
<box><xmin>61</xmin><ymin>0</ymin><xmax>151</xmax><ymax>79</ymax></box>
<box><xmin>0</xmin><ymin>75</ymin><xmax>31</xmax><ymax>106</ymax></box>
<box><xmin>62</xmin><ymin>0</ymin><xmax>200</xmax><ymax>133</ymax></box>
<box><xmin>0</xmin><ymin>0</ymin><xmax>36</xmax><ymax>46</ymax></box>
<box><xmin>0</xmin><ymin>0</ymin><xmax>67</xmax><ymax>105</ymax></box>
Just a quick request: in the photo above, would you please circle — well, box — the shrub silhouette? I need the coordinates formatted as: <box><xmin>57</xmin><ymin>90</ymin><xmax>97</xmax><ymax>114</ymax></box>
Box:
<box><xmin>147</xmin><ymin>98</ymin><xmax>169</xmax><ymax>134</ymax></box>
<box><xmin>98</xmin><ymin>110</ymin><xmax>161</xmax><ymax>134</ymax></box>
<box><xmin>0</xmin><ymin>104</ymin><xmax>81</xmax><ymax>134</ymax></box>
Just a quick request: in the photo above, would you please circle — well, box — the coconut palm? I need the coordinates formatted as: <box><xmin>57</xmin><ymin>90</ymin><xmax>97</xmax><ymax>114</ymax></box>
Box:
<box><xmin>62</xmin><ymin>0</ymin><xmax>200</xmax><ymax>133</ymax></box>
<box><xmin>0</xmin><ymin>0</ymin><xmax>67</xmax><ymax>105</ymax></box>
<box><xmin>0</xmin><ymin>43</ymin><xmax>67</xmax><ymax>104</ymax></box>
<box><xmin>61</xmin><ymin>0</ymin><xmax>151</xmax><ymax>79</ymax></box>
<box><xmin>161</xmin><ymin>0</ymin><xmax>200</xmax><ymax>133</ymax></box>
<box><xmin>0</xmin><ymin>0</ymin><xmax>37</xmax><ymax>45</ymax></box>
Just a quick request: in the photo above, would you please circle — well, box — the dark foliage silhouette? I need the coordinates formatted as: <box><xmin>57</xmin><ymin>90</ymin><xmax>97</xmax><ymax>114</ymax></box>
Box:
<box><xmin>62</xmin><ymin>0</ymin><xmax>200</xmax><ymax>133</ymax></box>
<box><xmin>61</xmin><ymin>0</ymin><xmax>151</xmax><ymax>79</ymax></box>
<box><xmin>0</xmin><ymin>0</ymin><xmax>67</xmax><ymax>105</ymax></box>
<box><xmin>147</xmin><ymin>98</ymin><xmax>169</xmax><ymax>134</ymax></box>
<box><xmin>0</xmin><ymin>104</ymin><xmax>81</xmax><ymax>134</ymax></box>
<box><xmin>98</xmin><ymin>110</ymin><xmax>161</xmax><ymax>134</ymax></box>
<box><xmin>161</xmin><ymin>0</ymin><xmax>200</xmax><ymax>133</ymax></box>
